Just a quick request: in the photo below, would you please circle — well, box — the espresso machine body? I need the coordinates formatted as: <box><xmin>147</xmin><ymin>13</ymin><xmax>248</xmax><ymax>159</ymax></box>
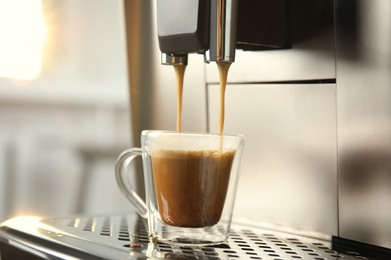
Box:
<box><xmin>150</xmin><ymin>0</ymin><xmax>391</xmax><ymax>255</ymax></box>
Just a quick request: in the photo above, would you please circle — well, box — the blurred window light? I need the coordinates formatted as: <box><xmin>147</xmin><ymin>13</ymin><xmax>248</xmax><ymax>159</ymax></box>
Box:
<box><xmin>0</xmin><ymin>0</ymin><xmax>46</xmax><ymax>80</ymax></box>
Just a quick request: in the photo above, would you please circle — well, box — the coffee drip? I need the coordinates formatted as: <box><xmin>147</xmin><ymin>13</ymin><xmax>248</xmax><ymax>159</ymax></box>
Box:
<box><xmin>174</xmin><ymin>64</ymin><xmax>186</xmax><ymax>132</ymax></box>
<box><xmin>217</xmin><ymin>62</ymin><xmax>231</xmax><ymax>135</ymax></box>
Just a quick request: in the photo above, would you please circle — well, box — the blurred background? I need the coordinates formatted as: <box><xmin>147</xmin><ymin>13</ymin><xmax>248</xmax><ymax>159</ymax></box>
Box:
<box><xmin>0</xmin><ymin>0</ymin><xmax>132</xmax><ymax>220</ymax></box>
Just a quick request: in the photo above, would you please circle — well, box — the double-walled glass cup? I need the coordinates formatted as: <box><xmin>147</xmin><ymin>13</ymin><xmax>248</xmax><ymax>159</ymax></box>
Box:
<box><xmin>115</xmin><ymin>130</ymin><xmax>244</xmax><ymax>246</ymax></box>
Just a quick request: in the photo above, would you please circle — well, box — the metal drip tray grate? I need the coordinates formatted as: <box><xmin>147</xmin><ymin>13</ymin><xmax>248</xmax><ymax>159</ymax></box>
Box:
<box><xmin>1</xmin><ymin>214</ymin><xmax>369</xmax><ymax>259</ymax></box>
<box><xmin>60</xmin><ymin>215</ymin><xmax>367</xmax><ymax>259</ymax></box>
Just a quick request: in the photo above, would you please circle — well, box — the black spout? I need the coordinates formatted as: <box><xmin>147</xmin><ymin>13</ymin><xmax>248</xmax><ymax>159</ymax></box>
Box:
<box><xmin>156</xmin><ymin>0</ymin><xmax>209</xmax><ymax>65</ymax></box>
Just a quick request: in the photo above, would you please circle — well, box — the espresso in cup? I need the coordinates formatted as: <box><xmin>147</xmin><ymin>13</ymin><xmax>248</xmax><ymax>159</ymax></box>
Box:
<box><xmin>151</xmin><ymin>149</ymin><xmax>235</xmax><ymax>227</ymax></box>
<box><xmin>115</xmin><ymin>131</ymin><xmax>243</xmax><ymax>245</ymax></box>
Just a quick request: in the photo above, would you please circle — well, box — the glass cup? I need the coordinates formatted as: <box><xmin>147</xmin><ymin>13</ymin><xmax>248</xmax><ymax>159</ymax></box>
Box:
<box><xmin>115</xmin><ymin>130</ymin><xmax>244</xmax><ymax>246</ymax></box>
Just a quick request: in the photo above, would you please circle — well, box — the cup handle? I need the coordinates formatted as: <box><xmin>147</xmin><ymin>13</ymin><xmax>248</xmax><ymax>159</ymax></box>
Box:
<box><xmin>115</xmin><ymin>148</ymin><xmax>147</xmax><ymax>218</ymax></box>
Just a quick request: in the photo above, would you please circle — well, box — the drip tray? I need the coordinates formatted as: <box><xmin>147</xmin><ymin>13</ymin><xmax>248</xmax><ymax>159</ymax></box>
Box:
<box><xmin>0</xmin><ymin>214</ymin><xmax>369</xmax><ymax>259</ymax></box>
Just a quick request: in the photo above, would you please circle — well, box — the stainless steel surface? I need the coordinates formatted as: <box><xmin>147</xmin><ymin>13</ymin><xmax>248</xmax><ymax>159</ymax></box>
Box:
<box><xmin>208</xmin><ymin>83</ymin><xmax>338</xmax><ymax>236</ymax></box>
<box><xmin>336</xmin><ymin>0</ymin><xmax>391</xmax><ymax>248</ymax></box>
<box><xmin>123</xmin><ymin>0</ymin><xmax>156</xmax><ymax>144</ymax></box>
<box><xmin>205</xmin><ymin>0</ymin><xmax>238</xmax><ymax>63</ymax></box>
<box><xmin>123</xmin><ymin>0</ymin><xmax>157</xmax><ymax>201</ymax></box>
<box><xmin>0</xmin><ymin>214</ymin><xmax>369</xmax><ymax>259</ymax></box>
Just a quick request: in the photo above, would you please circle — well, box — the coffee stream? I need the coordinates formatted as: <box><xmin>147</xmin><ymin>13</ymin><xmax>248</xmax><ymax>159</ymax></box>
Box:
<box><xmin>174</xmin><ymin>64</ymin><xmax>186</xmax><ymax>132</ymax></box>
<box><xmin>174</xmin><ymin>62</ymin><xmax>231</xmax><ymax>134</ymax></box>
<box><xmin>217</xmin><ymin>62</ymin><xmax>231</xmax><ymax>135</ymax></box>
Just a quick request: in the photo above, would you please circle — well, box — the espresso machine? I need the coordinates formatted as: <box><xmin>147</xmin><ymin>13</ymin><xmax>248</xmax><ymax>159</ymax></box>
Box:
<box><xmin>0</xmin><ymin>0</ymin><xmax>390</xmax><ymax>259</ymax></box>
